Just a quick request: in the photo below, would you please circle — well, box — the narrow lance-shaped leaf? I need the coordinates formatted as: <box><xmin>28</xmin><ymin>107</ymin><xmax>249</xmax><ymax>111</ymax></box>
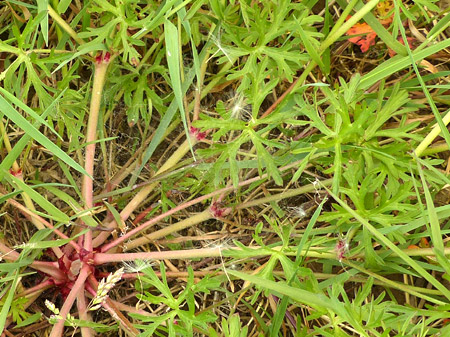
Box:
<box><xmin>164</xmin><ymin>20</ymin><xmax>194</xmax><ymax>157</ymax></box>
<box><xmin>0</xmin><ymin>94</ymin><xmax>89</xmax><ymax>178</ymax></box>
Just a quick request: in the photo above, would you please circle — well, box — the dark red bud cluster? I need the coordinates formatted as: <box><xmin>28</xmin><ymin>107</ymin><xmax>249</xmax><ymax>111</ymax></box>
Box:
<box><xmin>210</xmin><ymin>202</ymin><xmax>231</xmax><ymax>218</ymax></box>
<box><xmin>189</xmin><ymin>126</ymin><xmax>206</xmax><ymax>141</ymax></box>
<box><xmin>95</xmin><ymin>51</ymin><xmax>111</xmax><ymax>64</ymax></box>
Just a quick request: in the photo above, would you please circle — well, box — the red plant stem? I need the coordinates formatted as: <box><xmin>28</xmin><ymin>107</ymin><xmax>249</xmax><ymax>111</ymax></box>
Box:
<box><xmin>82</xmin><ymin>57</ymin><xmax>110</xmax><ymax>253</ymax></box>
<box><xmin>260</xmin><ymin>75</ymin><xmax>301</xmax><ymax>119</ymax></box>
<box><xmin>96</xmin><ymin>157</ymin><xmax>310</xmax><ymax>251</ymax></box>
<box><xmin>0</xmin><ymin>241</ymin><xmax>19</xmax><ymax>260</ymax></box>
<box><xmin>6</xmin><ymin>197</ymin><xmax>80</xmax><ymax>252</ymax></box>
<box><xmin>77</xmin><ymin>290</ymin><xmax>93</xmax><ymax>337</ymax></box>
<box><xmin>84</xmin><ymin>282</ymin><xmax>97</xmax><ymax>297</ymax></box>
<box><xmin>49</xmin><ymin>264</ymin><xmax>91</xmax><ymax>337</ymax></box>
<box><xmin>98</xmin><ymin>174</ymin><xmax>271</xmax><ymax>252</ymax></box>
<box><xmin>16</xmin><ymin>279</ymin><xmax>54</xmax><ymax>298</ymax></box>
<box><xmin>0</xmin><ymin>241</ymin><xmax>65</xmax><ymax>280</ymax></box>
<box><xmin>31</xmin><ymin>261</ymin><xmax>66</xmax><ymax>281</ymax></box>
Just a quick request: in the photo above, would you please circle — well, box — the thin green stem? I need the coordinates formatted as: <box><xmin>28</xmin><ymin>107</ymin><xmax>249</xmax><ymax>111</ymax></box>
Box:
<box><xmin>236</xmin><ymin>178</ymin><xmax>333</xmax><ymax>209</ymax></box>
<box><xmin>415</xmin><ymin>108</ymin><xmax>450</xmax><ymax>156</ymax></box>
<box><xmin>47</xmin><ymin>5</ymin><xmax>85</xmax><ymax>45</ymax></box>
<box><xmin>124</xmin><ymin>210</ymin><xmax>212</xmax><ymax>251</ymax></box>
<box><xmin>321</xmin><ymin>0</ymin><xmax>380</xmax><ymax>52</ymax></box>
<box><xmin>328</xmin><ymin>0</ymin><xmax>360</xmax><ymax>41</ymax></box>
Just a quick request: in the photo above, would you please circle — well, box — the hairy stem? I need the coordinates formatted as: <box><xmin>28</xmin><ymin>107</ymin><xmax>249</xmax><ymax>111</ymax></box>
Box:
<box><xmin>94</xmin><ymin>246</ymin><xmax>334</xmax><ymax>265</ymax></box>
<box><xmin>82</xmin><ymin>56</ymin><xmax>110</xmax><ymax>252</ymax></box>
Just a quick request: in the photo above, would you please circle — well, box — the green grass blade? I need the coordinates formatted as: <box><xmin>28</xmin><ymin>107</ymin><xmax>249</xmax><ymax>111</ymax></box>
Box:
<box><xmin>104</xmin><ymin>201</ymin><xmax>127</xmax><ymax>232</ymax></box>
<box><xmin>0</xmin><ymin>89</ymin><xmax>68</xmax><ymax>181</ymax></box>
<box><xmin>0</xmin><ymin>94</ymin><xmax>89</xmax><ymax>177</ymax></box>
<box><xmin>295</xmin><ymin>198</ymin><xmax>326</xmax><ymax>266</ymax></box>
<box><xmin>0</xmin><ymin>270</ymin><xmax>20</xmax><ymax>333</ymax></box>
<box><xmin>345</xmin><ymin>260</ymin><xmax>445</xmax><ymax>305</ymax></box>
<box><xmin>414</xmin><ymin>155</ymin><xmax>450</xmax><ymax>274</ymax></box>
<box><xmin>133</xmin><ymin>46</ymin><xmax>208</xmax><ymax>183</ymax></box>
<box><xmin>227</xmin><ymin>270</ymin><xmax>338</xmax><ymax>311</ymax></box>
<box><xmin>391</xmin><ymin>0</ymin><xmax>450</xmax><ymax>156</ymax></box>
<box><xmin>0</xmin><ymin>260</ymin><xmax>33</xmax><ymax>272</ymax></box>
<box><xmin>427</xmin><ymin>12</ymin><xmax>450</xmax><ymax>42</ymax></box>
<box><xmin>5</xmin><ymin>175</ymin><xmax>69</xmax><ymax>222</ymax></box>
<box><xmin>0</xmin><ymin>87</ymin><xmax>63</xmax><ymax>141</ymax></box>
<box><xmin>360</xmin><ymin>38</ymin><xmax>450</xmax><ymax>89</ymax></box>
<box><xmin>164</xmin><ymin>20</ymin><xmax>194</xmax><ymax>157</ymax></box>
<box><xmin>36</xmin><ymin>0</ymin><xmax>49</xmax><ymax>45</ymax></box>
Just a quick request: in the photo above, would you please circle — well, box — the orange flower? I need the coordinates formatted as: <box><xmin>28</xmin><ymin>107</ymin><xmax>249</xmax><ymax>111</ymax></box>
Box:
<box><xmin>345</xmin><ymin>15</ymin><xmax>393</xmax><ymax>52</ymax></box>
<box><xmin>346</xmin><ymin>22</ymin><xmax>378</xmax><ymax>52</ymax></box>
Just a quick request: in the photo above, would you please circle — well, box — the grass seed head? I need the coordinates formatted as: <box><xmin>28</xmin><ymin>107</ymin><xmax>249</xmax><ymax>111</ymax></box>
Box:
<box><xmin>90</xmin><ymin>267</ymin><xmax>124</xmax><ymax>310</ymax></box>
